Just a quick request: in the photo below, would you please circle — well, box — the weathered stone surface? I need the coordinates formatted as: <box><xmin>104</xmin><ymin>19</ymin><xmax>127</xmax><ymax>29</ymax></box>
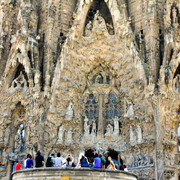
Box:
<box><xmin>12</xmin><ymin>168</ymin><xmax>138</xmax><ymax>180</ymax></box>
<box><xmin>0</xmin><ymin>0</ymin><xmax>179</xmax><ymax>180</ymax></box>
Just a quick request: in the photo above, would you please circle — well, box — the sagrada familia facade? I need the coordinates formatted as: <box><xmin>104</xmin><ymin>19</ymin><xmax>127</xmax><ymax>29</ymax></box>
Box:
<box><xmin>0</xmin><ymin>0</ymin><xmax>179</xmax><ymax>179</ymax></box>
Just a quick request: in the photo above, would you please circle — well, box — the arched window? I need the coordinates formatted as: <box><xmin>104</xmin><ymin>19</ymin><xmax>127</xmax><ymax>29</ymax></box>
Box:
<box><xmin>83</xmin><ymin>69</ymin><xmax>121</xmax><ymax>137</ymax></box>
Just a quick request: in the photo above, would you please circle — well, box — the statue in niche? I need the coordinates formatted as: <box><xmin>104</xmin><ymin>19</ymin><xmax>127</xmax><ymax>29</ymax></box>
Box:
<box><xmin>95</xmin><ymin>74</ymin><xmax>103</xmax><ymax>84</ymax></box>
<box><xmin>85</xmin><ymin>21</ymin><xmax>93</xmax><ymax>37</ymax></box>
<box><xmin>11</xmin><ymin>72</ymin><xmax>27</xmax><ymax>89</ymax></box>
<box><xmin>130</xmin><ymin>126</ymin><xmax>136</xmax><ymax>145</ymax></box>
<box><xmin>93</xmin><ymin>10</ymin><xmax>106</xmax><ymax>30</ymax></box>
<box><xmin>65</xmin><ymin>102</ymin><xmax>73</xmax><ymax>120</ymax></box>
<box><xmin>105</xmin><ymin>124</ymin><xmax>113</xmax><ymax>137</ymax></box>
<box><xmin>113</xmin><ymin>116</ymin><xmax>119</xmax><ymax>135</ymax></box>
<box><xmin>136</xmin><ymin>125</ymin><xmax>142</xmax><ymax>143</ymax></box>
<box><xmin>14</xmin><ymin>124</ymin><xmax>24</xmax><ymax>153</ymax></box>
<box><xmin>124</xmin><ymin>102</ymin><xmax>135</xmax><ymax>118</ymax></box>
<box><xmin>57</xmin><ymin>125</ymin><xmax>65</xmax><ymax>144</ymax></box>
<box><xmin>66</xmin><ymin>129</ymin><xmax>73</xmax><ymax>145</ymax></box>
<box><xmin>91</xmin><ymin>120</ymin><xmax>96</xmax><ymax>136</ymax></box>
<box><xmin>84</xmin><ymin>116</ymin><xmax>90</xmax><ymax>136</ymax></box>
<box><xmin>172</xmin><ymin>6</ymin><xmax>178</xmax><ymax>26</ymax></box>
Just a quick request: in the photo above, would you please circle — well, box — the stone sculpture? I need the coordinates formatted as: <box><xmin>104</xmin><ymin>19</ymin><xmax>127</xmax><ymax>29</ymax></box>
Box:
<box><xmin>136</xmin><ymin>125</ymin><xmax>142</xmax><ymax>143</ymax></box>
<box><xmin>85</xmin><ymin>21</ymin><xmax>93</xmax><ymax>37</ymax></box>
<box><xmin>57</xmin><ymin>125</ymin><xmax>65</xmax><ymax>144</ymax></box>
<box><xmin>124</xmin><ymin>102</ymin><xmax>135</xmax><ymax>118</ymax></box>
<box><xmin>66</xmin><ymin>129</ymin><xmax>73</xmax><ymax>145</ymax></box>
<box><xmin>113</xmin><ymin>116</ymin><xmax>119</xmax><ymax>136</ymax></box>
<box><xmin>65</xmin><ymin>102</ymin><xmax>73</xmax><ymax>120</ymax></box>
<box><xmin>84</xmin><ymin>116</ymin><xmax>90</xmax><ymax>136</ymax></box>
<box><xmin>130</xmin><ymin>153</ymin><xmax>153</xmax><ymax>167</ymax></box>
<box><xmin>11</xmin><ymin>72</ymin><xmax>27</xmax><ymax>89</ymax></box>
<box><xmin>105</xmin><ymin>124</ymin><xmax>113</xmax><ymax>137</ymax></box>
<box><xmin>91</xmin><ymin>120</ymin><xmax>96</xmax><ymax>136</ymax></box>
<box><xmin>93</xmin><ymin>10</ymin><xmax>106</xmax><ymax>31</ymax></box>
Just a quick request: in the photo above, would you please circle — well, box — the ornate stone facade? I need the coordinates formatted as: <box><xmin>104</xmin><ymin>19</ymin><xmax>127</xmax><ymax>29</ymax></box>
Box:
<box><xmin>0</xmin><ymin>0</ymin><xmax>179</xmax><ymax>180</ymax></box>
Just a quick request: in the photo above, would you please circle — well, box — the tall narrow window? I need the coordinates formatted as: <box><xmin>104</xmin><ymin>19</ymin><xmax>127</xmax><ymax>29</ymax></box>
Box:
<box><xmin>85</xmin><ymin>94</ymin><xmax>98</xmax><ymax>120</ymax></box>
<box><xmin>105</xmin><ymin>93</ymin><xmax>119</xmax><ymax>122</ymax></box>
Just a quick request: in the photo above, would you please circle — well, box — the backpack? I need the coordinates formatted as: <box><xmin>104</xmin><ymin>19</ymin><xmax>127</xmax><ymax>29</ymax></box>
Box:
<box><xmin>46</xmin><ymin>157</ymin><xmax>52</xmax><ymax>167</ymax></box>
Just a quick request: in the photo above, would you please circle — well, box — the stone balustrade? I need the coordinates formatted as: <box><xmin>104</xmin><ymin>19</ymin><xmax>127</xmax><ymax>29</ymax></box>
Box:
<box><xmin>12</xmin><ymin>167</ymin><xmax>138</xmax><ymax>180</ymax></box>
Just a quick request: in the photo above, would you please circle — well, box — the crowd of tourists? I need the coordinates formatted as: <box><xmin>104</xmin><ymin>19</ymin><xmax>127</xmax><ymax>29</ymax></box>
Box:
<box><xmin>15</xmin><ymin>150</ymin><xmax>128</xmax><ymax>171</ymax></box>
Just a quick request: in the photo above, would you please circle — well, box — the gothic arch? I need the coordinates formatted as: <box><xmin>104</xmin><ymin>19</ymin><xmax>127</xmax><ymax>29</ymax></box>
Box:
<box><xmin>9</xmin><ymin>63</ymin><xmax>29</xmax><ymax>88</ymax></box>
<box><xmin>83</xmin><ymin>0</ymin><xmax>115</xmax><ymax>35</ymax></box>
<box><xmin>75</xmin><ymin>0</ymin><xmax>126</xmax><ymax>36</ymax></box>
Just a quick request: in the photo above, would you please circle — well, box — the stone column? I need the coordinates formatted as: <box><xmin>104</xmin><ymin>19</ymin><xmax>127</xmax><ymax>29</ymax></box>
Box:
<box><xmin>98</xmin><ymin>93</ymin><xmax>103</xmax><ymax>137</ymax></box>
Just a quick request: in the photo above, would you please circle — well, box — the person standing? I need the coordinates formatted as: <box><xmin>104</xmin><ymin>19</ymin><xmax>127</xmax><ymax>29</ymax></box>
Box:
<box><xmin>54</xmin><ymin>152</ymin><xmax>63</xmax><ymax>167</ymax></box>
<box><xmin>26</xmin><ymin>154</ymin><xmax>33</xmax><ymax>168</ymax></box>
<box><xmin>35</xmin><ymin>151</ymin><xmax>44</xmax><ymax>168</ymax></box>
<box><xmin>92</xmin><ymin>153</ymin><xmax>101</xmax><ymax>168</ymax></box>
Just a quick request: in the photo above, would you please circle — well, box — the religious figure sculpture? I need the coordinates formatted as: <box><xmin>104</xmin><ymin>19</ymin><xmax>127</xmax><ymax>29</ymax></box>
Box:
<box><xmin>105</xmin><ymin>124</ymin><xmax>113</xmax><ymax>137</ymax></box>
<box><xmin>57</xmin><ymin>125</ymin><xmax>65</xmax><ymax>144</ymax></box>
<box><xmin>66</xmin><ymin>129</ymin><xmax>73</xmax><ymax>145</ymax></box>
<box><xmin>172</xmin><ymin>7</ymin><xmax>178</xmax><ymax>27</ymax></box>
<box><xmin>85</xmin><ymin>21</ymin><xmax>93</xmax><ymax>37</ymax></box>
<box><xmin>91</xmin><ymin>120</ymin><xmax>96</xmax><ymax>136</ymax></box>
<box><xmin>65</xmin><ymin>102</ymin><xmax>73</xmax><ymax>120</ymax></box>
<box><xmin>130</xmin><ymin>126</ymin><xmax>136</xmax><ymax>145</ymax></box>
<box><xmin>11</xmin><ymin>72</ymin><xmax>27</xmax><ymax>89</ymax></box>
<box><xmin>113</xmin><ymin>116</ymin><xmax>119</xmax><ymax>136</ymax></box>
<box><xmin>93</xmin><ymin>10</ymin><xmax>107</xmax><ymax>31</ymax></box>
<box><xmin>136</xmin><ymin>125</ymin><xmax>142</xmax><ymax>143</ymax></box>
<box><xmin>136</xmin><ymin>152</ymin><xmax>144</xmax><ymax>166</ymax></box>
<box><xmin>124</xmin><ymin>102</ymin><xmax>135</xmax><ymax>118</ymax></box>
<box><xmin>14</xmin><ymin>125</ymin><xmax>24</xmax><ymax>153</ymax></box>
<box><xmin>95</xmin><ymin>74</ymin><xmax>103</xmax><ymax>84</ymax></box>
<box><xmin>84</xmin><ymin>116</ymin><xmax>90</xmax><ymax>136</ymax></box>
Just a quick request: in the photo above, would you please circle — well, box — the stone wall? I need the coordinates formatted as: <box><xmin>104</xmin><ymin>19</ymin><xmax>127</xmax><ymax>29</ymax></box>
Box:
<box><xmin>12</xmin><ymin>168</ymin><xmax>138</xmax><ymax>180</ymax></box>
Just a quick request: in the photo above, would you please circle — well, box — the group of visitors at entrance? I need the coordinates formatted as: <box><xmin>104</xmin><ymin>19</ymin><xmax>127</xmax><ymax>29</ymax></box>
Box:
<box><xmin>15</xmin><ymin>150</ymin><xmax>128</xmax><ymax>171</ymax></box>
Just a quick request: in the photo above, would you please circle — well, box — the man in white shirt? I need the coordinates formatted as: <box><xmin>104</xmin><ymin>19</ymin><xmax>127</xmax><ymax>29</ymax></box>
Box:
<box><xmin>55</xmin><ymin>152</ymin><xmax>63</xmax><ymax>167</ymax></box>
